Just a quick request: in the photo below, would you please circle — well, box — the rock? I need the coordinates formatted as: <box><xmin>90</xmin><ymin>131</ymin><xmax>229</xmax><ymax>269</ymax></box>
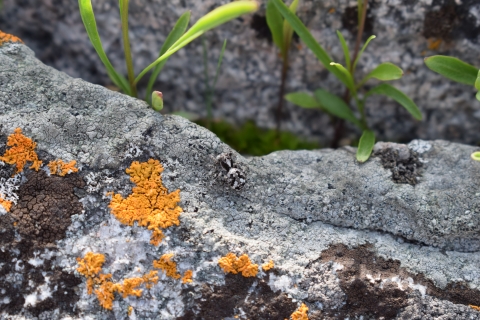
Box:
<box><xmin>1</xmin><ymin>0</ymin><xmax>480</xmax><ymax>146</ymax></box>
<box><xmin>2</xmin><ymin>41</ymin><xmax>480</xmax><ymax>319</ymax></box>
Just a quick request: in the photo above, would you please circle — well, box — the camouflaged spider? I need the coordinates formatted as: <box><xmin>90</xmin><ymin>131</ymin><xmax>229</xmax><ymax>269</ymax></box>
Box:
<box><xmin>213</xmin><ymin>152</ymin><xmax>246</xmax><ymax>190</ymax></box>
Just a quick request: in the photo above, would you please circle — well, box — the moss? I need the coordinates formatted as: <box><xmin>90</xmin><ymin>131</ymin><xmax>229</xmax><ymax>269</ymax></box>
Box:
<box><xmin>108</xmin><ymin>159</ymin><xmax>182</xmax><ymax>246</ymax></box>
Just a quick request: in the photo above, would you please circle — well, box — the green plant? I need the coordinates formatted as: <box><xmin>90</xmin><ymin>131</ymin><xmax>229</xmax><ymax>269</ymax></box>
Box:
<box><xmin>271</xmin><ymin>0</ymin><xmax>421</xmax><ymax>162</ymax></box>
<box><xmin>202</xmin><ymin>36</ymin><xmax>227</xmax><ymax>128</ymax></box>
<box><xmin>266</xmin><ymin>0</ymin><xmax>299</xmax><ymax>133</ymax></box>
<box><xmin>424</xmin><ymin>56</ymin><xmax>480</xmax><ymax>162</ymax></box>
<box><xmin>78</xmin><ymin>0</ymin><xmax>258</xmax><ymax>107</ymax></box>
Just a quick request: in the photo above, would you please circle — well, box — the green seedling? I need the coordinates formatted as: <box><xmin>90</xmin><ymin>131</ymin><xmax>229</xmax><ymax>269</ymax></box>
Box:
<box><xmin>266</xmin><ymin>0</ymin><xmax>300</xmax><ymax>133</ymax></box>
<box><xmin>272</xmin><ymin>0</ymin><xmax>421</xmax><ymax>162</ymax></box>
<box><xmin>78</xmin><ymin>0</ymin><xmax>258</xmax><ymax>108</ymax></box>
<box><xmin>425</xmin><ymin>56</ymin><xmax>480</xmax><ymax>162</ymax></box>
<box><xmin>202</xmin><ymin>36</ymin><xmax>227</xmax><ymax>128</ymax></box>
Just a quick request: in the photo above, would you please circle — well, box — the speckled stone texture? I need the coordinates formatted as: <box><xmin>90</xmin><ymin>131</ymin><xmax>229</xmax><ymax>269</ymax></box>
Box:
<box><xmin>2</xmin><ymin>42</ymin><xmax>480</xmax><ymax>319</ymax></box>
<box><xmin>1</xmin><ymin>0</ymin><xmax>480</xmax><ymax>146</ymax></box>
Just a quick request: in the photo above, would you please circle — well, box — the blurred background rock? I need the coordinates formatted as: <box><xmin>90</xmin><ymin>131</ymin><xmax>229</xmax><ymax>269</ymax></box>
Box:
<box><xmin>1</xmin><ymin>0</ymin><xmax>480</xmax><ymax>147</ymax></box>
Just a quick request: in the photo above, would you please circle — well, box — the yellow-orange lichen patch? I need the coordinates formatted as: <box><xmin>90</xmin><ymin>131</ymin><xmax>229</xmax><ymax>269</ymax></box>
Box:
<box><xmin>0</xmin><ymin>198</ymin><xmax>12</xmax><ymax>212</ymax></box>
<box><xmin>290</xmin><ymin>303</ymin><xmax>309</xmax><ymax>320</ymax></box>
<box><xmin>48</xmin><ymin>159</ymin><xmax>79</xmax><ymax>176</ymax></box>
<box><xmin>142</xmin><ymin>270</ymin><xmax>159</xmax><ymax>289</ymax></box>
<box><xmin>153</xmin><ymin>253</ymin><xmax>181</xmax><ymax>279</ymax></box>
<box><xmin>470</xmin><ymin>305</ymin><xmax>480</xmax><ymax>312</ymax></box>
<box><xmin>0</xmin><ymin>30</ymin><xmax>23</xmax><ymax>46</ymax></box>
<box><xmin>0</xmin><ymin>128</ymin><xmax>42</xmax><ymax>174</ymax></box>
<box><xmin>128</xmin><ymin>306</ymin><xmax>133</xmax><ymax>316</ymax></box>
<box><xmin>262</xmin><ymin>260</ymin><xmax>274</xmax><ymax>271</ymax></box>
<box><xmin>218</xmin><ymin>253</ymin><xmax>259</xmax><ymax>278</ymax></box>
<box><xmin>77</xmin><ymin>252</ymin><xmax>106</xmax><ymax>278</ymax></box>
<box><xmin>108</xmin><ymin>159</ymin><xmax>182</xmax><ymax>246</ymax></box>
<box><xmin>182</xmin><ymin>270</ymin><xmax>193</xmax><ymax>284</ymax></box>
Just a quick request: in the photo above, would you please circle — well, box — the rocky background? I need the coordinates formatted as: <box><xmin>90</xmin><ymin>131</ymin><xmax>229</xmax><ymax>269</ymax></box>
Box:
<box><xmin>1</xmin><ymin>0</ymin><xmax>480</xmax><ymax>146</ymax></box>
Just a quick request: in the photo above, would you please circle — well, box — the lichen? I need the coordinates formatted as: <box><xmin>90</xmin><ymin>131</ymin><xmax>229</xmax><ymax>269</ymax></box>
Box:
<box><xmin>47</xmin><ymin>159</ymin><xmax>79</xmax><ymax>176</ymax></box>
<box><xmin>0</xmin><ymin>197</ymin><xmax>12</xmax><ymax>212</ymax></box>
<box><xmin>108</xmin><ymin>159</ymin><xmax>182</xmax><ymax>245</ymax></box>
<box><xmin>0</xmin><ymin>128</ymin><xmax>42</xmax><ymax>174</ymax></box>
<box><xmin>182</xmin><ymin>270</ymin><xmax>193</xmax><ymax>284</ymax></box>
<box><xmin>153</xmin><ymin>253</ymin><xmax>181</xmax><ymax>279</ymax></box>
<box><xmin>218</xmin><ymin>253</ymin><xmax>259</xmax><ymax>278</ymax></box>
<box><xmin>262</xmin><ymin>260</ymin><xmax>275</xmax><ymax>271</ymax></box>
<box><xmin>77</xmin><ymin>252</ymin><xmax>161</xmax><ymax>310</ymax></box>
<box><xmin>470</xmin><ymin>305</ymin><xmax>480</xmax><ymax>312</ymax></box>
<box><xmin>290</xmin><ymin>303</ymin><xmax>309</xmax><ymax>320</ymax></box>
<box><xmin>0</xmin><ymin>30</ymin><xmax>23</xmax><ymax>46</ymax></box>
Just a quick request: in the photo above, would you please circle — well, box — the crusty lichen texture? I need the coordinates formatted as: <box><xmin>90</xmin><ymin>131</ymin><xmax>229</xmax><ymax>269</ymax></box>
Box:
<box><xmin>218</xmin><ymin>253</ymin><xmax>259</xmax><ymax>277</ymax></box>
<box><xmin>108</xmin><ymin>159</ymin><xmax>182</xmax><ymax>245</ymax></box>
<box><xmin>290</xmin><ymin>303</ymin><xmax>309</xmax><ymax>320</ymax></box>
<box><xmin>48</xmin><ymin>159</ymin><xmax>79</xmax><ymax>176</ymax></box>
<box><xmin>0</xmin><ymin>30</ymin><xmax>23</xmax><ymax>46</ymax></box>
<box><xmin>0</xmin><ymin>128</ymin><xmax>42</xmax><ymax>174</ymax></box>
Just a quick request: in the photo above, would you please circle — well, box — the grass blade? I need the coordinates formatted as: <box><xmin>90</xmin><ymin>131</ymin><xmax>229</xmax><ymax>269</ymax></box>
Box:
<box><xmin>120</xmin><ymin>0</ymin><xmax>136</xmax><ymax>96</ymax></box>
<box><xmin>212</xmin><ymin>39</ymin><xmax>227</xmax><ymax>89</ymax></box>
<box><xmin>146</xmin><ymin>11</ymin><xmax>191</xmax><ymax>103</ymax></box>
<box><xmin>356</xmin><ymin>130</ymin><xmax>375</xmax><ymax>163</ymax></box>
<box><xmin>336</xmin><ymin>30</ymin><xmax>351</xmax><ymax>71</ymax></box>
<box><xmin>282</xmin><ymin>0</ymin><xmax>300</xmax><ymax>53</ymax></box>
<box><xmin>78</xmin><ymin>0</ymin><xmax>131</xmax><ymax>94</ymax></box>
<box><xmin>135</xmin><ymin>1</ymin><xmax>259</xmax><ymax>84</ymax></box>
<box><xmin>271</xmin><ymin>0</ymin><xmax>347</xmax><ymax>86</ymax></box>
<box><xmin>314</xmin><ymin>89</ymin><xmax>362</xmax><ymax>128</ymax></box>
<box><xmin>352</xmin><ymin>34</ymin><xmax>376</xmax><ymax>73</ymax></box>
<box><xmin>366</xmin><ymin>83</ymin><xmax>422</xmax><ymax>120</ymax></box>
<box><xmin>266</xmin><ymin>0</ymin><xmax>284</xmax><ymax>53</ymax></box>
<box><xmin>424</xmin><ymin>55</ymin><xmax>478</xmax><ymax>86</ymax></box>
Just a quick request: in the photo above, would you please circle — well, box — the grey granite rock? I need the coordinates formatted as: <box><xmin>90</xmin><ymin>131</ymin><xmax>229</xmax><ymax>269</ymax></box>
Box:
<box><xmin>2</xmin><ymin>42</ymin><xmax>480</xmax><ymax>319</ymax></box>
<box><xmin>1</xmin><ymin>0</ymin><xmax>480</xmax><ymax>147</ymax></box>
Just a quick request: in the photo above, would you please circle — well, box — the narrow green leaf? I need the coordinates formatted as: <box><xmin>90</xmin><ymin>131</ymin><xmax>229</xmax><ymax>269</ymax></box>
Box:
<box><xmin>352</xmin><ymin>35</ymin><xmax>376</xmax><ymax>73</ymax></box>
<box><xmin>475</xmin><ymin>69</ymin><xmax>480</xmax><ymax>91</ymax></box>
<box><xmin>336</xmin><ymin>30</ymin><xmax>351</xmax><ymax>71</ymax></box>
<box><xmin>271</xmin><ymin>0</ymin><xmax>347</xmax><ymax>86</ymax></box>
<box><xmin>136</xmin><ymin>1</ymin><xmax>259</xmax><ymax>84</ymax></box>
<box><xmin>363</xmin><ymin>62</ymin><xmax>403</xmax><ymax>82</ymax></box>
<box><xmin>476</xmin><ymin>91</ymin><xmax>480</xmax><ymax>102</ymax></box>
<box><xmin>471</xmin><ymin>151</ymin><xmax>480</xmax><ymax>162</ymax></box>
<box><xmin>285</xmin><ymin>92</ymin><xmax>320</xmax><ymax>108</ymax></box>
<box><xmin>314</xmin><ymin>89</ymin><xmax>362</xmax><ymax>128</ymax></box>
<box><xmin>330</xmin><ymin>62</ymin><xmax>356</xmax><ymax>94</ymax></box>
<box><xmin>424</xmin><ymin>55</ymin><xmax>479</xmax><ymax>86</ymax></box>
<box><xmin>266</xmin><ymin>0</ymin><xmax>284</xmax><ymax>53</ymax></box>
<box><xmin>146</xmin><ymin>11</ymin><xmax>191</xmax><ymax>103</ymax></box>
<box><xmin>78</xmin><ymin>0</ymin><xmax>131</xmax><ymax>94</ymax></box>
<box><xmin>282</xmin><ymin>0</ymin><xmax>300</xmax><ymax>53</ymax></box>
<box><xmin>366</xmin><ymin>83</ymin><xmax>422</xmax><ymax>120</ymax></box>
<box><xmin>212</xmin><ymin>39</ymin><xmax>228</xmax><ymax>89</ymax></box>
<box><xmin>356</xmin><ymin>130</ymin><xmax>375</xmax><ymax>163</ymax></box>
<box><xmin>151</xmin><ymin>91</ymin><xmax>164</xmax><ymax>111</ymax></box>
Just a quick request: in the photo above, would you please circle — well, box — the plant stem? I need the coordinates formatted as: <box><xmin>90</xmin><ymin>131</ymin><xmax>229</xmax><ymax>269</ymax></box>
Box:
<box><xmin>350</xmin><ymin>0</ymin><xmax>368</xmax><ymax>73</ymax></box>
<box><xmin>120</xmin><ymin>0</ymin><xmax>137</xmax><ymax>97</ymax></box>
<box><xmin>276</xmin><ymin>49</ymin><xmax>290</xmax><ymax>135</ymax></box>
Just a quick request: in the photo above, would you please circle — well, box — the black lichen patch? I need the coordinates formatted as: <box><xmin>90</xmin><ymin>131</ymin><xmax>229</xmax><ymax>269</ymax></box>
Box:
<box><xmin>0</xmin><ymin>168</ymin><xmax>85</xmax><ymax>316</ymax></box>
<box><xmin>423</xmin><ymin>0</ymin><xmax>480</xmax><ymax>42</ymax></box>
<box><xmin>374</xmin><ymin>147</ymin><xmax>422</xmax><ymax>185</ymax></box>
<box><xmin>317</xmin><ymin>244</ymin><xmax>480</xmax><ymax>319</ymax></box>
<box><xmin>341</xmin><ymin>5</ymin><xmax>375</xmax><ymax>39</ymax></box>
<box><xmin>178</xmin><ymin>273</ymin><xmax>297</xmax><ymax>319</ymax></box>
<box><xmin>11</xmin><ymin>170</ymin><xmax>85</xmax><ymax>245</ymax></box>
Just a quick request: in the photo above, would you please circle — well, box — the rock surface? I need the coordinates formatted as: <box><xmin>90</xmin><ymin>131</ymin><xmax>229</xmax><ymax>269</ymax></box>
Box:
<box><xmin>2</xmin><ymin>42</ymin><xmax>480</xmax><ymax>319</ymax></box>
<box><xmin>1</xmin><ymin>0</ymin><xmax>480</xmax><ymax>146</ymax></box>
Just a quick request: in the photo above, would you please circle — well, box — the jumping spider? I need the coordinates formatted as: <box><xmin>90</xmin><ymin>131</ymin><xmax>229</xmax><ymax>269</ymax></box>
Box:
<box><xmin>214</xmin><ymin>152</ymin><xmax>246</xmax><ymax>190</ymax></box>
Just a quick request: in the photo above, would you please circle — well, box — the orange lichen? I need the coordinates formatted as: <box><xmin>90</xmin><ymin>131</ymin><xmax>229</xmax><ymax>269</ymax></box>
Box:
<box><xmin>262</xmin><ymin>260</ymin><xmax>275</xmax><ymax>271</ymax></box>
<box><xmin>108</xmin><ymin>159</ymin><xmax>182</xmax><ymax>246</ymax></box>
<box><xmin>427</xmin><ymin>38</ymin><xmax>442</xmax><ymax>50</ymax></box>
<box><xmin>128</xmin><ymin>306</ymin><xmax>133</xmax><ymax>316</ymax></box>
<box><xmin>218</xmin><ymin>253</ymin><xmax>259</xmax><ymax>277</ymax></box>
<box><xmin>117</xmin><ymin>277</ymin><xmax>144</xmax><ymax>298</ymax></box>
<box><xmin>0</xmin><ymin>198</ymin><xmax>12</xmax><ymax>212</ymax></box>
<box><xmin>153</xmin><ymin>253</ymin><xmax>181</xmax><ymax>279</ymax></box>
<box><xmin>76</xmin><ymin>252</ymin><xmax>106</xmax><ymax>278</ymax></box>
<box><xmin>0</xmin><ymin>128</ymin><xmax>42</xmax><ymax>174</ymax></box>
<box><xmin>290</xmin><ymin>303</ymin><xmax>309</xmax><ymax>320</ymax></box>
<box><xmin>182</xmin><ymin>270</ymin><xmax>193</xmax><ymax>284</ymax></box>
<box><xmin>142</xmin><ymin>270</ymin><xmax>159</xmax><ymax>289</ymax></box>
<box><xmin>470</xmin><ymin>305</ymin><xmax>480</xmax><ymax>311</ymax></box>
<box><xmin>0</xmin><ymin>30</ymin><xmax>23</xmax><ymax>46</ymax></box>
<box><xmin>48</xmin><ymin>159</ymin><xmax>79</xmax><ymax>176</ymax></box>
